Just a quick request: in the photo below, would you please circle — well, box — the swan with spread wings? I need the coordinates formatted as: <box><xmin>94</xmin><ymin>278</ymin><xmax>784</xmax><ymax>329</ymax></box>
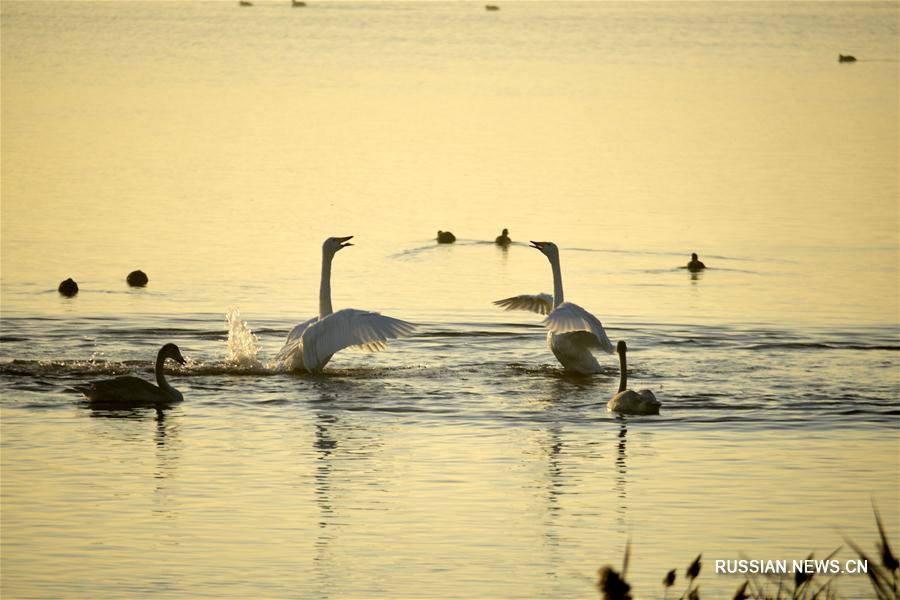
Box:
<box><xmin>494</xmin><ymin>241</ymin><xmax>614</xmax><ymax>374</ymax></box>
<box><xmin>276</xmin><ymin>236</ymin><xmax>415</xmax><ymax>373</ymax></box>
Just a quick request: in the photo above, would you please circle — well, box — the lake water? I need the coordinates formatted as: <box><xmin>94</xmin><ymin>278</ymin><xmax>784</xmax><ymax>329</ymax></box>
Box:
<box><xmin>1</xmin><ymin>1</ymin><xmax>898</xmax><ymax>597</ymax></box>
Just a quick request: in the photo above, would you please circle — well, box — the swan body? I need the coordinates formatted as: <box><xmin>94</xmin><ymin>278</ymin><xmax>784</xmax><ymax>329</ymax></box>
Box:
<box><xmin>75</xmin><ymin>343</ymin><xmax>186</xmax><ymax>407</ymax></box>
<box><xmin>275</xmin><ymin>236</ymin><xmax>415</xmax><ymax>373</ymax></box>
<box><xmin>607</xmin><ymin>341</ymin><xmax>660</xmax><ymax>415</ymax></box>
<box><xmin>495</xmin><ymin>228</ymin><xmax>511</xmax><ymax>246</ymax></box>
<box><xmin>437</xmin><ymin>230</ymin><xmax>456</xmax><ymax>244</ymax></box>
<box><xmin>494</xmin><ymin>241</ymin><xmax>614</xmax><ymax>374</ymax></box>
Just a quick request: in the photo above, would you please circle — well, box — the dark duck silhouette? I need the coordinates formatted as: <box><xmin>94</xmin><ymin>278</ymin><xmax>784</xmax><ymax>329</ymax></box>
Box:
<box><xmin>495</xmin><ymin>228</ymin><xmax>511</xmax><ymax>246</ymax></box>
<box><xmin>437</xmin><ymin>231</ymin><xmax>456</xmax><ymax>244</ymax></box>
<box><xmin>126</xmin><ymin>270</ymin><xmax>149</xmax><ymax>287</ymax></box>
<box><xmin>58</xmin><ymin>278</ymin><xmax>79</xmax><ymax>297</ymax></box>
<box><xmin>686</xmin><ymin>252</ymin><xmax>706</xmax><ymax>272</ymax></box>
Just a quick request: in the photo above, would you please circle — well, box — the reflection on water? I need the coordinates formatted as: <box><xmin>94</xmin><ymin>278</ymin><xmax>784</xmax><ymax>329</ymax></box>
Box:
<box><xmin>615</xmin><ymin>419</ymin><xmax>628</xmax><ymax>530</ymax></box>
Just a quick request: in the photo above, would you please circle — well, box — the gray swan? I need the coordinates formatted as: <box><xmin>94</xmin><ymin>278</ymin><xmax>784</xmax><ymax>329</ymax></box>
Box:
<box><xmin>607</xmin><ymin>341</ymin><xmax>660</xmax><ymax>415</ymax></box>
<box><xmin>75</xmin><ymin>343</ymin><xmax>186</xmax><ymax>406</ymax></box>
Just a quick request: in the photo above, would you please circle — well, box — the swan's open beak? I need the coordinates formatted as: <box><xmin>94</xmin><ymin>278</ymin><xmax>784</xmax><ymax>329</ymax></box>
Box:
<box><xmin>530</xmin><ymin>241</ymin><xmax>545</xmax><ymax>250</ymax></box>
<box><xmin>337</xmin><ymin>235</ymin><xmax>354</xmax><ymax>248</ymax></box>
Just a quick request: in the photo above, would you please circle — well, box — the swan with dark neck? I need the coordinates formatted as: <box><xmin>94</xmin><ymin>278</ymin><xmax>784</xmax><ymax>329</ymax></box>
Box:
<box><xmin>607</xmin><ymin>340</ymin><xmax>660</xmax><ymax>415</ymax></box>
<box><xmin>76</xmin><ymin>343</ymin><xmax>186</xmax><ymax>406</ymax></box>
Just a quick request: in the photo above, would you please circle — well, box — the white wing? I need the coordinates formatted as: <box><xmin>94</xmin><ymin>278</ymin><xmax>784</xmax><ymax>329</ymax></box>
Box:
<box><xmin>544</xmin><ymin>302</ymin><xmax>614</xmax><ymax>353</ymax></box>
<box><xmin>274</xmin><ymin>316</ymin><xmax>317</xmax><ymax>364</ymax></box>
<box><xmin>493</xmin><ymin>293</ymin><xmax>554</xmax><ymax>315</ymax></box>
<box><xmin>301</xmin><ymin>308</ymin><xmax>416</xmax><ymax>370</ymax></box>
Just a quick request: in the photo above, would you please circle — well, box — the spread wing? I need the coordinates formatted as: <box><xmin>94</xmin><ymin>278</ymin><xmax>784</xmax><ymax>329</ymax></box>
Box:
<box><xmin>300</xmin><ymin>309</ymin><xmax>416</xmax><ymax>369</ymax></box>
<box><xmin>275</xmin><ymin>316</ymin><xmax>318</xmax><ymax>364</ymax></box>
<box><xmin>544</xmin><ymin>302</ymin><xmax>614</xmax><ymax>353</ymax></box>
<box><xmin>493</xmin><ymin>293</ymin><xmax>554</xmax><ymax>316</ymax></box>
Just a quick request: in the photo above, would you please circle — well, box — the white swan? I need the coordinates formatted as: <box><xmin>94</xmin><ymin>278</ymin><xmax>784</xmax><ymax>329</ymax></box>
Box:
<box><xmin>607</xmin><ymin>341</ymin><xmax>660</xmax><ymax>415</ymax></box>
<box><xmin>494</xmin><ymin>241</ymin><xmax>614</xmax><ymax>374</ymax></box>
<box><xmin>275</xmin><ymin>236</ymin><xmax>416</xmax><ymax>373</ymax></box>
<box><xmin>75</xmin><ymin>343</ymin><xmax>186</xmax><ymax>406</ymax></box>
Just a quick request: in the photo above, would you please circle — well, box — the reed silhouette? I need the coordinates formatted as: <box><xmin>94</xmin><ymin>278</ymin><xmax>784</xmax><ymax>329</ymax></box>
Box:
<box><xmin>595</xmin><ymin>507</ymin><xmax>897</xmax><ymax>600</ymax></box>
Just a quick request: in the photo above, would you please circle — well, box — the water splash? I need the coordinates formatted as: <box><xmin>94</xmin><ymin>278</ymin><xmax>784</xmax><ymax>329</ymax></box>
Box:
<box><xmin>225</xmin><ymin>308</ymin><xmax>262</xmax><ymax>367</ymax></box>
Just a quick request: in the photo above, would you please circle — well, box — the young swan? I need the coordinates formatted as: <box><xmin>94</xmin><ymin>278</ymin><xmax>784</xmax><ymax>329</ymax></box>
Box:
<box><xmin>76</xmin><ymin>343</ymin><xmax>187</xmax><ymax>407</ymax></box>
<box><xmin>607</xmin><ymin>341</ymin><xmax>660</xmax><ymax>415</ymax></box>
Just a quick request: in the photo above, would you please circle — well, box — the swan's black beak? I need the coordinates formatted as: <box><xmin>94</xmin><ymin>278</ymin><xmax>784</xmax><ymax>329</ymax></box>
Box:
<box><xmin>175</xmin><ymin>355</ymin><xmax>187</xmax><ymax>365</ymax></box>
<box><xmin>337</xmin><ymin>235</ymin><xmax>354</xmax><ymax>248</ymax></box>
<box><xmin>530</xmin><ymin>241</ymin><xmax>545</xmax><ymax>250</ymax></box>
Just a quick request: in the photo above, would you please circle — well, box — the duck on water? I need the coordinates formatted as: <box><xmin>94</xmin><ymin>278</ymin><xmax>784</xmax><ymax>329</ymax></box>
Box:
<box><xmin>686</xmin><ymin>252</ymin><xmax>706</xmax><ymax>272</ymax></box>
<box><xmin>75</xmin><ymin>343</ymin><xmax>186</xmax><ymax>407</ymax></box>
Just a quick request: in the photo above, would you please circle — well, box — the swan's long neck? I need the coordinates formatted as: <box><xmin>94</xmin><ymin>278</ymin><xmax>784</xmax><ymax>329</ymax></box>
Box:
<box><xmin>155</xmin><ymin>351</ymin><xmax>177</xmax><ymax>398</ymax></box>
<box><xmin>549</xmin><ymin>255</ymin><xmax>565</xmax><ymax>307</ymax></box>
<box><xmin>617</xmin><ymin>349</ymin><xmax>627</xmax><ymax>393</ymax></box>
<box><xmin>319</xmin><ymin>251</ymin><xmax>334</xmax><ymax>318</ymax></box>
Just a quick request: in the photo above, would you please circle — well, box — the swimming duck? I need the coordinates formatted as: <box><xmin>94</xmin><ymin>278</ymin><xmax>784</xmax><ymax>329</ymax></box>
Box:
<box><xmin>437</xmin><ymin>231</ymin><xmax>456</xmax><ymax>244</ymax></box>
<box><xmin>495</xmin><ymin>228</ymin><xmax>511</xmax><ymax>246</ymax></box>
<box><xmin>607</xmin><ymin>341</ymin><xmax>660</xmax><ymax>415</ymax></box>
<box><xmin>838</xmin><ymin>54</ymin><xmax>856</xmax><ymax>63</ymax></box>
<box><xmin>58</xmin><ymin>278</ymin><xmax>79</xmax><ymax>297</ymax></box>
<box><xmin>126</xmin><ymin>270</ymin><xmax>149</xmax><ymax>287</ymax></box>
<box><xmin>686</xmin><ymin>252</ymin><xmax>706</xmax><ymax>272</ymax></box>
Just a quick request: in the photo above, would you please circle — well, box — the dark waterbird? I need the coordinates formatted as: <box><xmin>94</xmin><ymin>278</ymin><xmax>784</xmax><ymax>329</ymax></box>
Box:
<box><xmin>686</xmin><ymin>252</ymin><xmax>706</xmax><ymax>272</ymax></box>
<box><xmin>126</xmin><ymin>269</ymin><xmax>149</xmax><ymax>287</ymax></box>
<box><xmin>58</xmin><ymin>278</ymin><xmax>79</xmax><ymax>297</ymax></box>
<box><xmin>485</xmin><ymin>4</ymin><xmax>500</xmax><ymax>10</ymax></box>
<box><xmin>494</xmin><ymin>228</ymin><xmax>511</xmax><ymax>246</ymax></box>
<box><xmin>292</xmin><ymin>0</ymin><xmax>306</xmax><ymax>6</ymax></box>
<box><xmin>437</xmin><ymin>230</ymin><xmax>456</xmax><ymax>244</ymax></box>
<box><xmin>75</xmin><ymin>343</ymin><xmax>186</xmax><ymax>407</ymax></box>
<box><xmin>838</xmin><ymin>54</ymin><xmax>857</xmax><ymax>63</ymax></box>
